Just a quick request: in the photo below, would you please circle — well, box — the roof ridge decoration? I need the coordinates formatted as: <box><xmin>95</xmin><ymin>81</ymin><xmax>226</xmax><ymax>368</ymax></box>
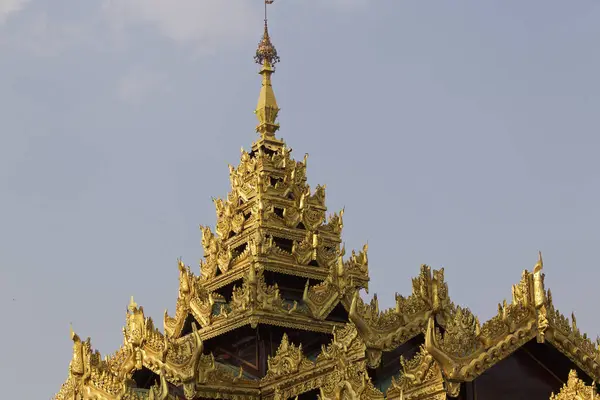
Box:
<box><xmin>262</xmin><ymin>333</ymin><xmax>314</xmax><ymax>382</ymax></box>
<box><xmin>262</xmin><ymin>323</ymin><xmax>372</xmax><ymax>400</ymax></box>
<box><xmin>165</xmin><ymin>259</ymin><xmax>351</xmax><ymax>341</ymax></box>
<box><xmin>55</xmin><ymin>298</ymin><xmax>258</xmax><ymax>400</ymax></box>
<box><xmin>56</xmin><ymin>326</ymin><xmax>175</xmax><ymax>400</ymax></box>
<box><xmin>55</xmin><ymin>256</ymin><xmax>600</xmax><ymax>400</ymax></box>
<box><xmin>423</xmin><ymin>252</ymin><xmax>600</xmax><ymax>383</ymax></box>
<box><xmin>386</xmin><ymin>346</ymin><xmax>452</xmax><ymax>400</ymax></box>
<box><xmin>348</xmin><ymin>265</ymin><xmax>453</xmax><ymax>368</ymax></box>
<box><xmin>302</xmin><ymin>244</ymin><xmax>368</xmax><ymax>319</ymax></box>
<box><xmin>317</xmin><ymin>325</ymin><xmax>384</xmax><ymax>400</ymax></box>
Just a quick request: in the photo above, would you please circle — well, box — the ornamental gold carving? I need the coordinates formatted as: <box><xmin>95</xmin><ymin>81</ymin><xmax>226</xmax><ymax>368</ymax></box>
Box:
<box><xmin>349</xmin><ymin>265</ymin><xmax>451</xmax><ymax>367</ymax></box>
<box><xmin>550</xmin><ymin>370</ymin><xmax>598</xmax><ymax>399</ymax></box>
<box><xmin>387</xmin><ymin>347</ymin><xmax>446</xmax><ymax>400</ymax></box>
<box><xmin>421</xmin><ymin>253</ymin><xmax>600</xmax><ymax>383</ymax></box>
<box><xmin>263</xmin><ymin>334</ymin><xmax>314</xmax><ymax>381</ymax></box>
<box><xmin>231</xmin><ymin>264</ymin><xmax>286</xmax><ymax>313</ymax></box>
<box><xmin>303</xmin><ymin>249</ymin><xmax>365</xmax><ymax>320</ymax></box>
<box><xmin>316</xmin><ymin>324</ymin><xmax>382</xmax><ymax>400</ymax></box>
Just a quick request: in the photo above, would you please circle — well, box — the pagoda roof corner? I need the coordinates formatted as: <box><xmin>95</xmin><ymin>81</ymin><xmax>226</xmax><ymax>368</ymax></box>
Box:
<box><xmin>420</xmin><ymin>253</ymin><xmax>600</xmax><ymax>383</ymax></box>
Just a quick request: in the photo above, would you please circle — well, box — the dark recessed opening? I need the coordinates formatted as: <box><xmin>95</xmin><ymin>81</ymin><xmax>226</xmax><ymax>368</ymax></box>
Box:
<box><xmin>270</xmin><ymin>176</ymin><xmax>283</xmax><ymax>187</ymax></box>
<box><xmin>273</xmin><ymin>236</ymin><xmax>293</xmax><ymax>253</ymax></box>
<box><xmin>180</xmin><ymin>314</ymin><xmax>200</xmax><ymax>336</ymax></box>
<box><xmin>297</xmin><ymin>389</ymin><xmax>319</xmax><ymax>400</ymax></box>
<box><xmin>273</xmin><ymin>207</ymin><xmax>285</xmax><ymax>218</ymax></box>
<box><xmin>297</xmin><ymin>222</ymin><xmax>306</xmax><ymax>229</ymax></box>
<box><xmin>467</xmin><ymin>339</ymin><xmax>597</xmax><ymax>399</ymax></box>
<box><xmin>523</xmin><ymin>340</ymin><xmax>595</xmax><ymax>385</ymax></box>
<box><xmin>367</xmin><ymin>334</ymin><xmax>424</xmax><ymax>393</ymax></box>
<box><xmin>232</xmin><ymin>242</ymin><xmax>248</xmax><ymax>259</ymax></box>
<box><xmin>215</xmin><ymin>279</ymin><xmax>242</xmax><ymax>302</ymax></box>
<box><xmin>203</xmin><ymin>325</ymin><xmax>331</xmax><ymax>379</ymax></box>
<box><xmin>249</xmin><ymin>146</ymin><xmax>276</xmax><ymax>158</ymax></box>
<box><xmin>308</xmin><ymin>260</ymin><xmax>319</xmax><ymax>267</ymax></box>
<box><xmin>326</xmin><ymin>303</ymin><xmax>349</xmax><ymax>322</ymax></box>
<box><xmin>263</xmin><ymin>271</ymin><xmax>321</xmax><ymax>301</ymax></box>
<box><xmin>131</xmin><ymin>367</ymin><xmax>160</xmax><ymax>389</ymax></box>
<box><xmin>262</xmin><ymin>147</ymin><xmax>276</xmax><ymax>156</ymax></box>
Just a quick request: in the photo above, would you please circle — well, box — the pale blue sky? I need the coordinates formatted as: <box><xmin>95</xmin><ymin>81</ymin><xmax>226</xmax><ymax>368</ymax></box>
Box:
<box><xmin>0</xmin><ymin>1</ymin><xmax>599</xmax><ymax>398</ymax></box>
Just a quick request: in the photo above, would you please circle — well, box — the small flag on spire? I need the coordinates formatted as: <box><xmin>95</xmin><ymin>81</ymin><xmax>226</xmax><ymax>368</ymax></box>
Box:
<box><xmin>264</xmin><ymin>0</ymin><xmax>275</xmax><ymax>23</ymax></box>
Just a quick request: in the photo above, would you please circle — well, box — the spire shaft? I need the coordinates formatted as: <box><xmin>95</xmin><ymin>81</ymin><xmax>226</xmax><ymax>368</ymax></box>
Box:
<box><xmin>254</xmin><ymin>1</ymin><xmax>280</xmax><ymax>138</ymax></box>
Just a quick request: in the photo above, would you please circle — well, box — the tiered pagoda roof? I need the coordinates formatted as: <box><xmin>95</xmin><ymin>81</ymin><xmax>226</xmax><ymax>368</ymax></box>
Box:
<box><xmin>54</xmin><ymin>4</ymin><xmax>600</xmax><ymax>400</ymax></box>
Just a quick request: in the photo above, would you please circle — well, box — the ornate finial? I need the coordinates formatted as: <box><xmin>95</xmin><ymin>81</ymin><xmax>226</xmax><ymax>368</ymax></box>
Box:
<box><xmin>254</xmin><ymin>0</ymin><xmax>281</xmax><ymax>138</ymax></box>
<box><xmin>128</xmin><ymin>296</ymin><xmax>137</xmax><ymax>312</ymax></box>
<box><xmin>254</xmin><ymin>1</ymin><xmax>279</xmax><ymax>67</ymax></box>
<box><xmin>69</xmin><ymin>323</ymin><xmax>79</xmax><ymax>341</ymax></box>
<box><xmin>534</xmin><ymin>251</ymin><xmax>543</xmax><ymax>274</ymax></box>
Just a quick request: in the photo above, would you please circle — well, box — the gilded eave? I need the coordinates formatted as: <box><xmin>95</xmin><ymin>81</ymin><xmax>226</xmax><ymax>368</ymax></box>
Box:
<box><xmin>260</xmin><ymin>323</ymin><xmax>384</xmax><ymax>400</ymax></box>
<box><xmin>56</xmin><ymin>254</ymin><xmax>600</xmax><ymax>400</ymax></box>
<box><xmin>165</xmin><ymin>249</ymin><xmax>369</xmax><ymax>340</ymax></box>
<box><xmin>196</xmin><ymin>142</ymin><xmax>354</xmax><ymax>290</ymax></box>
<box><xmin>55</xmin><ymin>318</ymin><xmax>383</xmax><ymax>400</ymax></box>
<box><xmin>386</xmin><ymin>346</ymin><xmax>450</xmax><ymax>400</ymax></box>
<box><xmin>346</xmin><ymin>265</ymin><xmax>453</xmax><ymax>368</ymax></box>
<box><xmin>422</xmin><ymin>254</ymin><xmax>600</xmax><ymax>384</ymax></box>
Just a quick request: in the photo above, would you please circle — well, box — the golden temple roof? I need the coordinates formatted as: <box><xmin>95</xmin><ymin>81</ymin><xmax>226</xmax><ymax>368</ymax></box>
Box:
<box><xmin>55</xmin><ymin>246</ymin><xmax>600</xmax><ymax>399</ymax></box>
<box><xmin>53</xmin><ymin>3</ymin><xmax>600</xmax><ymax>400</ymax></box>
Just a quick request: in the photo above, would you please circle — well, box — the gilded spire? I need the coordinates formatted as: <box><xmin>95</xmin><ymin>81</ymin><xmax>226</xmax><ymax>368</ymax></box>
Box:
<box><xmin>254</xmin><ymin>0</ymin><xmax>280</xmax><ymax>138</ymax></box>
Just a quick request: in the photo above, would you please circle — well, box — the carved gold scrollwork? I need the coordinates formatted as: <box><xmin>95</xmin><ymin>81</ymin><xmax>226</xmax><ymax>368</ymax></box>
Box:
<box><xmin>349</xmin><ymin>265</ymin><xmax>450</xmax><ymax>358</ymax></box>
<box><xmin>315</xmin><ymin>323</ymin><xmax>383</xmax><ymax>400</ymax></box>
<box><xmin>387</xmin><ymin>346</ymin><xmax>447</xmax><ymax>400</ymax></box>
<box><xmin>302</xmin><ymin>207</ymin><xmax>325</xmax><ymax>231</ymax></box>
<box><xmin>291</xmin><ymin>232</ymin><xmax>313</xmax><ymax>265</ymax></box>
<box><xmin>303</xmin><ymin>280</ymin><xmax>340</xmax><ymax>320</ymax></box>
<box><xmin>303</xmin><ymin>247</ymin><xmax>364</xmax><ymax>320</ymax></box>
<box><xmin>549</xmin><ymin>370</ymin><xmax>599</xmax><ymax>399</ymax></box>
<box><xmin>70</xmin><ymin>326</ymin><xmax>85</xmax><ymax>377</ymax></box>
<box><xmin>230</xmin><ymin>264</ymin><xmax>286</xmax><ymax>314</ymax></box>
<box><xmin>283</xmin><ymin>206</ymin><xmax>302</xmax><ymax>228</ymax></box>
<box><xmin>231</xmin><ymin>213</ymin><xmax>245</xmax><ymax>234</ymax></box>
<box><xmin>189</xmin><ymin>292</ymin><xmax>213</xmax><ymax>328</ymax></box>
<box><xmin>311</xmin><ymin>184</ymin><xmax>326</xmax><ymax>206</ymax></box>
<box><xmin>124</xmin><ymin>296</ymin><xmax>146</xmax><ymax>370</ymax></box>
<box><xmin>263</xmin><ymin>334</ymin><xmax>314</xmax><ymax>382</ymax></box>
<box><xmin>319</xmin><ymin>356</ymin><xmax>382</xmax><ymax>400</ymax></box>
<box><xmin>217</xmin><ymin>247</ymin><xmax>232</xmax><ymax>273</ymax></box>
<box><xmin>323</xmin><ymin>208</ymin><xmax>344</xmax><ymax>234</ymax></box>
<box><xmin>423</xmin><ymin>255</ymin><xmax>566</xmax><ymax>382</ymax></box>
<box><xmin>148</xmin><ymin>371</ymin><xmax>170</xmax><ymax>400</ymax></box>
